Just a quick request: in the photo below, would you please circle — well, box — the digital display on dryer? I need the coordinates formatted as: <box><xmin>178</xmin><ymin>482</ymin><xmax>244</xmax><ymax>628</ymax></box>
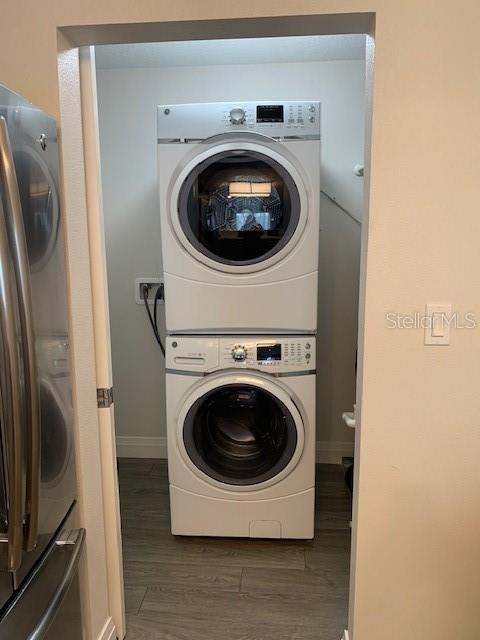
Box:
<box><xmin>257</xmin><ymin>344</ymin><xmax>282</xmax><ymax>361</ymax></box>
<box><xmin>256</xmin><ymin>105</ymin><xmax>284</xmax><ymax>123</ymax></box>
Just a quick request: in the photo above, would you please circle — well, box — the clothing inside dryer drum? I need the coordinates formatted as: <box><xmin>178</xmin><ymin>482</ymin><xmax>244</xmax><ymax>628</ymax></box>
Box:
<box><xmin>184</xmin><ymin>384</ymin><xmax>298</xmax><ymax>486</ymax></box>
<box><xmin>179</xmin><ymin>151</ymin><xmax>301</xmax><ymax>265</ymax></box>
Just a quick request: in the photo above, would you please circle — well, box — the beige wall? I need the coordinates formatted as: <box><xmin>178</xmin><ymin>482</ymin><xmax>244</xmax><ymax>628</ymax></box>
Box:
<box><xmin>1</xmin><ymin>3</ymin><xmax>480</xmax><ymax>640</ymax></box>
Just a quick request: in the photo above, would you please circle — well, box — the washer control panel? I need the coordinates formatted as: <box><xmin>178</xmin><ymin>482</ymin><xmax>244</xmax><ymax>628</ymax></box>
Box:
<box><xmin>157</xmin><ymin>102</ymin><xmax>321</xmax><ymax>140</ymax></box>
<box><xmin>166</xmin><ymin>336</ymin><xmax>315</xmax><ymax>374</ymax></box>
<box><xmin>221</xmin><ymin>338</ymin><xmax>314</xmax><ymax>370</ymax></box>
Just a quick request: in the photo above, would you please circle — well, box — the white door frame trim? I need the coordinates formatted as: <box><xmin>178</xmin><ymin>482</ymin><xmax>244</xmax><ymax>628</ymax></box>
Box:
<box><xmin>79</xmin><ymin>45</ymin><xmax>126</xmax><ymax>639</ymax></box>
<box><xmin>56</xmin><ymin>37</ymin><xmax>115</xmax><ymax>640</ymax></box>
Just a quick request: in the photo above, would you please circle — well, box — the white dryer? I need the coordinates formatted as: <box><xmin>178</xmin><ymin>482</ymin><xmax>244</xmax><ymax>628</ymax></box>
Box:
<box><xmin>165</xmin><ymin>335</ymin><xmax>316</xmax><ymax>539</ymax></box>
<box><xmin>157</xmin><ymin>101</ymin><xmax>321</xmax><ymax>334</ymax></box>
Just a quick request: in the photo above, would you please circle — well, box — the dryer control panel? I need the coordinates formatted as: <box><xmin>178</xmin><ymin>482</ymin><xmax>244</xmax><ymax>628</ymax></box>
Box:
<box><xmin>166</xmin><ymin>336</ymin><xmax>315</xmax><ymax>374</ymax></box>
<box><xmin>157</xmin><ymin>101</ymin><xmax>321</xmax><ymax>141</ymax></box>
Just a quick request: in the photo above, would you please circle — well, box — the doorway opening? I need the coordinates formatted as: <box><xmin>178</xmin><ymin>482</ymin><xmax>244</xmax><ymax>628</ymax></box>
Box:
<box><xmin>91</xmin><ymin>32</ymin><xmax>367</xmax><ymax>639</ymax></box>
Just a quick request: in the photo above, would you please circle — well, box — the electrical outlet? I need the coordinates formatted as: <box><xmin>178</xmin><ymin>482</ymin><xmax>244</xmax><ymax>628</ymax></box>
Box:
<box><xmin>135</xmin><ymin>277</ymin><xmax>164</xmax><ymax>305</ymax></box>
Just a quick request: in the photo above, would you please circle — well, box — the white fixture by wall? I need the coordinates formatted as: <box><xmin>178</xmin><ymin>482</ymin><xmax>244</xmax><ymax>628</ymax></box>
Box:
<box><xmin>342</xmin><ymin>409</ymin><xmax>356</xmax><ymax>429</ymax></box>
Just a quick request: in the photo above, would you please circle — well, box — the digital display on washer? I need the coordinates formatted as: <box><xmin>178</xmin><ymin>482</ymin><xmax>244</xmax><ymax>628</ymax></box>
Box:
<box><xmin>256</xmin><ymin>105</ymin><xmax>284</xmax><ymax>123</ymax></box>
<box><xmin>257</xmin><ymin>344</ymin><xmax>282</xmax><ymax>361</ymax></box>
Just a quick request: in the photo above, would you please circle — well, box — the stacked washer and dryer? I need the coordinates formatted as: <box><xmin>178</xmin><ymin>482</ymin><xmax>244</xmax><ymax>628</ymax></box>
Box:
<box><xmin>157</xmin><ymin>101</ymin><xmax>321</xmax><ymax>539</ymax></box>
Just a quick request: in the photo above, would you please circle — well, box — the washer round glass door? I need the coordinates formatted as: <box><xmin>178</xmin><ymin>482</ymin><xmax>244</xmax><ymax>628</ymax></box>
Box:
<box><xmin>174</xmin><ymin>143</ymin><xmax>306</xmax><ymax>272</ymax></box>
<box><xmin>39</xmin><ymin>378</ymin><xmax>71</xmax><ymax>487</ymax></box>
<box><xmin>178</xmin><ymin>375</ymin><xmax>304</xmax><ymax>489</ymax></box>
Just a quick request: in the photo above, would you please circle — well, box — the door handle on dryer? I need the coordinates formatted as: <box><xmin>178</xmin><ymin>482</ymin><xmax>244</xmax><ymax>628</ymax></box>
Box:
<box><xmin>0</xmin><ymin>116</ymin><xmax>41</xmax><ymax>552</ymax></box>
<box><xmin>0</xmin><ymin>194</ymin><xmax>24</xmax><ymax>571</ymax></box>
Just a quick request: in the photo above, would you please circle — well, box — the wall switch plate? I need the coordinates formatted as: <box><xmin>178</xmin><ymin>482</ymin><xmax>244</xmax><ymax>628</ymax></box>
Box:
<box><xmin>424</xmin><ymin>303</ymin><xmax>452</xmax><ymax>345</ymax></box>
<box><xmin>135</xmin><ymin>277</ymin><xmax>163</xmax><ymax>305</ymax></box>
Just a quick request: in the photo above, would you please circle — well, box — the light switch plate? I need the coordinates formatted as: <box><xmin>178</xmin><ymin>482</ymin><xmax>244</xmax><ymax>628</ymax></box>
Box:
<box><xmin>424</xmin><ymin>303</ymin><xmax>452</xmax><ymax>345</ymax></box>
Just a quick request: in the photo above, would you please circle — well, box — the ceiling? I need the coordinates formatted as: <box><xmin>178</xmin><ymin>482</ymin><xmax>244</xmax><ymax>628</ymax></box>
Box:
<box><xmin>95</xmin><ymin>34</ymin><xmax>366</xmax><ymax>70</ymax></box>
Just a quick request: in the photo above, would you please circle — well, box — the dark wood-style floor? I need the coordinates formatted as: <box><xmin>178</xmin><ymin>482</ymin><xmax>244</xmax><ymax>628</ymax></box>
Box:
<box><xmin>119</xmin><ymin>459</ymin><xmax>351</xmax><ymax>640</ymax></box>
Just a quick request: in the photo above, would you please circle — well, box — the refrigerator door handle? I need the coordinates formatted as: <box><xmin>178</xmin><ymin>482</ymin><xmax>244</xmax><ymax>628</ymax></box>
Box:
<box><xmin>0</xmin><ymin>116</ymin><xmax>41</xmax><ymax>552</ymax></box>
<box><xmin>0</xmin><ymin>194</ymin><xmax>24</xmax><ymax>572</ymax></box>
<box><xmin>27</xmin><ymin>528</ymin><xmax>85</xmax><ymax>640</ymax></box>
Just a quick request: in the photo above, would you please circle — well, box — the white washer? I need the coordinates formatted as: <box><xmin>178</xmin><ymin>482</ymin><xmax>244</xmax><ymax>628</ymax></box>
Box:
<box><xmin>157</xmin><ymin>101</ymin><xmax>321</xmax><ymax>334</ymax></box>
<box><xmin>165</xmin><ymin>334</ymin><xmax>316</xmax><ymax>539</ymax></box>
<box><xmin>36</xmin><ymin>336</ymin><xmax>76</xmax><ymax>529</ymax></box>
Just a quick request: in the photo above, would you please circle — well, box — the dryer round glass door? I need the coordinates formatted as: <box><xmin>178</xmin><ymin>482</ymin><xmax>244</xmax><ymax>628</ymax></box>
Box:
<box><xmin>13</xmin><ymin>146</ymin><xmax>59</xmax><ymax>271</ymax></box>
<box><xmin>178</xmin><ymin>149</ymin><xmax>301</xmax><ymax>267</ymax></box>
<box><xmin>182</xmin><ymin>383</ymin><xmax>301</xmax><ymax>487</ymax></box>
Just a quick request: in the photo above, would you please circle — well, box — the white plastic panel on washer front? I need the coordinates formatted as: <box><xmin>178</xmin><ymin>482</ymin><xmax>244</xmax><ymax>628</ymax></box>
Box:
<box><xmin>166</xmin><ymin>335</ymin><xmax>315</xmax><ymax>374</ymax></box>
<box><xmin>170</xmin><ymin>486</ymin><xmax>315</xmax><ymax>539</ymax></box>
<box><xmin>157</xmin><ymin>101</ymin><xmax>320</xmax><ymax>140</ymax></box>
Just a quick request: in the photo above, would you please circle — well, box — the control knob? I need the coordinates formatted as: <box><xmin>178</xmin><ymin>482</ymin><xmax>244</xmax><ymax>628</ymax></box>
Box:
<box><xmin>229</xmin><ymin>108</ymin><xmax>246</xmax><ymax>125</ymax></box>
<box><xmin>231</xmin><ymin>345</ymin><xmax>247</xmax><ymax>361</ymax></box>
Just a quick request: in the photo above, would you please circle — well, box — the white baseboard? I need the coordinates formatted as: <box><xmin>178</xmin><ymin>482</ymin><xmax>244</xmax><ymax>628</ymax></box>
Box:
<box><xmin>116</xmin><ymin>436</ymin><xmax>167</xmax><ymax>459</ymax></box>
<box><xmin>98</xmin><ymin>616</ymin><xmax>116</xmax><ymax>640</ymax></box>
<box><xmin>316</xmin><ymin>440</ymin><xmax>354</xmax><ymax>464</ymax></box>
<box><xmin>116</xmin><ymin>435</ymin><xmax>352</xmax><ymax>464</ymax></box>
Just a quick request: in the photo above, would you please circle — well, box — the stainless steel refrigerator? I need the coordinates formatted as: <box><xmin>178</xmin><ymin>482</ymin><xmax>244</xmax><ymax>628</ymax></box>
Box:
<box><xmin>0</xmin><ymin>85</ymin><xmax>84</xmax><ymax>638</ymax></box>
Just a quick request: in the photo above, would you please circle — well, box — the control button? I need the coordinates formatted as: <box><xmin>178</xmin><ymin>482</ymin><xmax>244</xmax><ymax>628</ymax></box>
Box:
<box><xmin>231</xmin><ymin>345</ymin><xmax>247</xmax><ymax>361</ymax></box>
<box><xmin>229</xmin><ymin>108</ymin><xmax>246</xmax><ymax>125</ymax></box>
<box><xmin>306</xmin><ymin>353</ymin><xmax>311</xmax><ymax>360</ymax></box>
<box><xmin>309</xmin><ymin>116</ymin><xmax>315</xmax><ymax>123</ymax></box>
<box><xmin>309</xmin><ymin>104</ymin><xmax>316</xmax><ymax>112</ymax></box>
<box><xmin>305</xmin><ymin>343</ymin><xmax>311</xmax><ymax>350</ymax></box>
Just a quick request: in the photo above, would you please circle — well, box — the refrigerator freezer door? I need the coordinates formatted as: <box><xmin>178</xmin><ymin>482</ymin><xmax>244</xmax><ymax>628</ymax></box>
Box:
<box><xmin>0</xmin><ymin>574</ymin><xmax>13</xmax><ymax>618</ymax></box>
<box><xmin>0</xmin><ymin>85</ymin><xmax>76</xmax><ymax>587</ymax></box>
<box><xmin>0</xmin><ymin>506</ymin><xmax>84</xmax><ymax>640</ymax></box>
<box><xmin>40</xmin><ymin>568</ymin><xmax>83</xmax><ymax>640</ymax></box>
